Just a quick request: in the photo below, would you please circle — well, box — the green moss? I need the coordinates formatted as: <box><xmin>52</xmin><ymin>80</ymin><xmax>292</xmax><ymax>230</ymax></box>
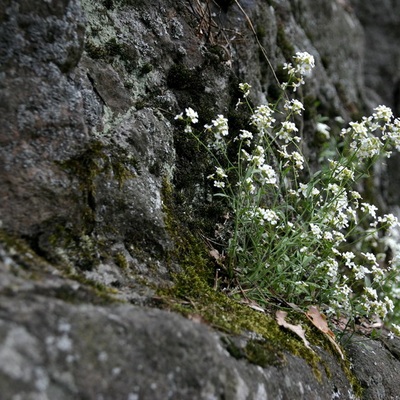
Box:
<box><xmin>85</xmin><ymin>41</ymin><xmax>108</xmax><ymax>59</ymax></box>
<box><xmin>0</xmin><ymin>230</ymin><xmax>49</xmax><ymax>273</ymax></box>
<box><xmin>115</xmin><ymin>252</ymin><xmax>129</xmax><ymax>269</ymax></box>
<box><xmin>59</xmin><ymin>140</ymin><xmax>137</xmax><ymax>192</ymax></box>
<box><xmin>52</xmin><ymin>282</ymin><xmax>118</xmax><ymax>305</ymax></box>
<box><xmin>222</xmin><ymin>337</ymin><xmax>245</xmax><ymax>360</ymax></box>
<box><xmin>256</xmin><ymin>24</ymin><xmax>267</xmax><ymax>40</ymax></box>
<box><xmin>66</xmin><ymin>272</ymin><xmax>119</xmax><ymax>298</ymax></box>
<box><xmin>140</xmin><ymin>63</ymin><xmax>153</xmax><ymax>75</ymax></box>
<box><xmin>223</xmin><ymin>336</ymin><xmax>286</xmax><ymax>369</ymax></box>
<box><xmin>160</xmin><ymin>180</ymin><xmax>322</xmax><ymax>372</ymax></box>
<box><xmin>59</xmin><ymin>140</ymin><xmax>106</xmax><ymax>191</ymax></box>
<box><xmin>245</xmin><ymin>339</ymin><xmax>285</xmax><ymax>367</ymax></box>
<box><xmin>0</xmin><ymin>229</ymin><xmax>120</xmax><ymax>305</ymax></box>
<box><xmin>159</xmin><ymin>179</ymin><xmax>364</xmax><ymax>395</ymax></box>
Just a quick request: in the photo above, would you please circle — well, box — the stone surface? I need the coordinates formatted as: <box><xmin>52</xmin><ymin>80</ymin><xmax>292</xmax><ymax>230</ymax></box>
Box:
<box><xmin>347</xmin><ymin>334</ymin><xmax>400</xmax><ymax>400</ymax></box>
<box><xmin>1</xmin><ymin>0</ymin><xmax>400</xmax><ymax>398</ymax></box>
<box><xmin>351</xmin><ymin>0</ymin><xmax>400</xmax><ymax>113</ymax></box>
<box><xmin>351</xmin><ymin>0</ymin><xmax>400</xmax><ymax>208</ymax></box>
<box><xmin>0</xmin><ymin>294</ymin><xmax>356</xmax><ymax>400</ymax></box>
<box><xmin>0</xmin><ymin>0</ymin><xmax>88</xmax><ymax>236</ymax></box>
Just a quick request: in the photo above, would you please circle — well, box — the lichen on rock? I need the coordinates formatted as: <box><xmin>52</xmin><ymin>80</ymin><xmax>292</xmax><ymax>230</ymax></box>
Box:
<box><xmin>1</xmin><ymin>0</ymin><xmax>400</xmax><ymax>398</ymax></box>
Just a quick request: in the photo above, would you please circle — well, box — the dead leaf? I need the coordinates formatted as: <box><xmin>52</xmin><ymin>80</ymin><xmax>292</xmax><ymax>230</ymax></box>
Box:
<box><xmin>209</xmin><ymin>249</ymin><xmax>221</xmax><ymax>260</ymax></box>
<box><xmin>240</xmin><ymin>298</ymin><xmax>265</xmax><ymax>313</ymax></box>
<box><xmin>276</xmin><ymin>310</ymin><xmax>311</xmax><ymax>350</ymax></box>
<box><xmin>306</xmin><ymin>306</ymin><xmax>344</xmax><ymax>359</ymax></box>
<box><xmin>306</xmin><ymin>306</ymin><xmax>333</xmax><ymax>336</ymax></box>
<box><xmin>209</xmin><ymin>249</ymin><xmax>225</xmax><ymax>266</ymax></box>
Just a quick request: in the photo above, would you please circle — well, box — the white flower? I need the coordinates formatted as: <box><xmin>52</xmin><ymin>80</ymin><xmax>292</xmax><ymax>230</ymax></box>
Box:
<box><xmin>361</xmin><ymin>203</ymin><xmax>378</xmax><ymax>219</ymax></box>
<box><xmin>310</xmin><ymin>223</ymin><xmax>322</xmax><ymax>239</ymax></box>
<box><xmin>385</xmin><ymin>296</ymin><xmax>394</xmax><ymax>313</ymax></box>
<box><xmin>257</xmin><ymin>208</ymin><xmax>279</xmax><ymax>225</ymax></box>
<box><xmin>175</xmin><ymin>112</ymin><xmax>184</xmax><ymax>120</ymax></box>
<box><xmin>239</xmin><ymin>82</ymin><xmax>251</xmax><ymax>98</ymax></box>
<box><xmin>259</xmin><ymin>164</ymin><xmax>278</xmax><ymax>185</ymax></box>
<box><xmin>361</xmin><ymin>252</ymin><xmax>379</xmax><ymax>267</ymax></box>
<box><xmin>316</xmin><ymin>122</ymin><xmax>331</xmax><ymax>139</ymax></box>
<box><xmin>364</xmin><ymin>287</ymin><xmax>378</xmax><ymax>299</ymax></box>
<box><xmin>350</xmin><ymin>190</ymin><xmax>362</xmax><ymax>201</ymax></box>
<box><xmin>284</xmin><ymin>99</ymin><xmax>304</xmax><ymax>115</ymax></box>
<box><xmin>324</xmin><ymin>258</ymin><xmax>339</xmax><ymax>279</ymax></box>
<box><xmin>282</xmin><ymin>62</ymin><xmax>295</xmax><ymax>75</ymax></box>
<box><xmin>213</xmin><ymin>181</ymin><xmax>225</xmax><ymax>188</ymax></box>
<box><xmin>342</xmin><ymin>252</ymin><xmax>356</xmax><ymax>269</ymax></box>
<box><xmin>241</xmin><ymin>149</ymin><xmax>251</xmax><ymax>160</ymax></box>
<box><xmin>250</xmin><ymin>104</ymin><xmax>276</xmax><ymax>134</ymax></box>
<box><xmin>293</xmin><ymin>51</ymin><xmax>315</xmax><ymax>76</ymax></box>
<box><xmin>378</xmin><ymin>213</ymin><xmax>399</xmax><ymax>228</ymax></box>
<box><xmin>373</xmin><ymin>105</ymin><xmax>393</xmax><ymax>122</ymax></box>
<box><xmin>185</xmin><ymin>107</ymin><xmax>199</xmax><ymax>123</ymax></box>
<box><xmin>238</xmin><ymin>129</ymin><xmax>253</xmax><ymax>142</ymax></box>
<box><xmin>206</xmin><ymin>114</ymin><xmax>229</xmax><ymax>151</ymax></box>
<box><xmin>278</xmin><ymin>146</ymin><xmax>304</xmax><ymax>170</ymax></box>
<box><xmin>344</xmin><ymin>121</ymin><xmax>368</xmax><ymax>139</ymax></box>
<box><xmin>323</xmin><ymin>231</ymin><xmax>333</xmax><ymax>241</ymax></box>
<box><xmin>276</xmin><ymin>121</ymin><xmax>300</xmax><ymax>143</ymax></box>
<box><xmin>311</xmin><ymin>187</ymin><xmax>320</xmax><ymax>196</ymax></box>
<box><xmin>291</xmin><ymin>151</ymin><xmax>304</xmax><ymax>170</ymax></box>
<box><xmin>298</xmin><ymin>183</ymin><xmax>308</xmax><ymax>197</ymax></box>
<box><xmin>391</xmin><ymin>324</ymin><xmax>400</xmax><ymax>336</ymax></box>
<box><xmin>215</xmin><ymin>167</ymin><xmax>227</xmax><ymax>178</ymax></box>
<box><xmin>353</xmin><ymin>265</ymin><xmax>371</xmax><ymax>280</ymax></box>
<box><xmin>329</xmin><ymin>160</ymin><xmax>355</xmax><ymax>182</ymax></box>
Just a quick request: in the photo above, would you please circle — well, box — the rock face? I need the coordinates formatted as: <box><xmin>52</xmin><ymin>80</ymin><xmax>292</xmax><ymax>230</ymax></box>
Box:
<box><xmin>0</xmin><ymin>0</ymin><xmax>400</xmax><ymax>399</ymax></box>
<box><xmin>0</xmin><ymin>282</ymin><xmax>356</xmax><ymax>400</ymax></box>
<box><xmin>351</xmin><ymin>0</ymin><xmax>400</xmax><ymax>208</ymax></box>
<box><xmin>0</xmin><ymin>0</ymin><xmax>88</xmax><ymax>236</ymax></box>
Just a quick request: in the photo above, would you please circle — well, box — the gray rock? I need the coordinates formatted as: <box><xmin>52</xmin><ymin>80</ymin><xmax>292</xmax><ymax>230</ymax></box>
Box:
<box><xmin>0</xmin><ymin>243</ymin><xmax>359</xmax><ymax>400</ymax></box>
<box><xmin>0</xmin><ymin>0</ymin><xmax>88</xmax><ymax>236</ymax></box>
<box><xmin>347</xmin><ymin>334</ymin><xmax>400</xmax><ymax>400</ymax></box>
<box><xmin>351</xmin><ymin>0</ymin><xmax>400</xmax><ymax>112</ymax></box>
<box><xmin>351</xmin><ymin>0</ymin><xmax>400</xmax><ymax>209</ymax></box>
<box><xmin>1</xmin><ymin>0</ymin><xmax>400</xmax><ymax>398</ymax></box>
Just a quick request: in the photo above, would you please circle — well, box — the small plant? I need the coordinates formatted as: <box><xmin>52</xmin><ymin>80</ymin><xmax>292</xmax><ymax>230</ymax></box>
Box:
<box><xmin>175</xmin><ymin>51</ymin><xmax>400</xmax><ymax>330</ymax></box>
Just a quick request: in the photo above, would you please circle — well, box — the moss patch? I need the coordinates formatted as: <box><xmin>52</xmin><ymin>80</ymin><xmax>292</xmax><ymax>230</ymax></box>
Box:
<box><xmin>0</xmin><ymin>230</ymin><xmax>118</xmax><ymax>305</ymax></box>
<box><xmin>158</xmin><ymin>178</ymin><xmax>364</xmax><ymax>396</ymax></box>
<box><xmin>59</xmin><ymin>140</ymin><xmax>137</xmax><ymax>191</ymax></box>
<box><xmin>159</xmin><ymin>180</ymin><xmax>323</xmax><ymax>373</ymax></box>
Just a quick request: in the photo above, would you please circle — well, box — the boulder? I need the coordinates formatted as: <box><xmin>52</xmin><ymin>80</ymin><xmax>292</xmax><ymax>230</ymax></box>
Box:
<box><xmin>1</xmin><ymin>0</ymin><xmax>399</xmax><ymax>398</ymax></box>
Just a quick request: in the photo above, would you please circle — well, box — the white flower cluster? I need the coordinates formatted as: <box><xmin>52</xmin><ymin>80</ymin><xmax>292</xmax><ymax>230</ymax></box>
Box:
<box><xmin>250</xmin><ymin>104</ymin><xmax>276</xmax><ymax>135</ymax></box>
<box><xmin>175</xmin><ymin>107</ymin><xmax>199</xmax><ymax>133</ymax></box>
<box><xmin>205</xmin><ymin>115</ymin><xmax>229</xmax><ymax>152</ymax></box>
<box><xmin>278</xmin><ymin>146</ymin><xmax>304</xmax><ymax>171</ymax></box>
<box><xmin>175</xmin><ymin>51</ymin><xmax>400</xmax><ymax>327</ymax></box>
<box><xmin>245</xmin><ymin>207</ymin><xmax>280</xmax><ymax>226</ymax></box>
<box><xmin>276</xmin><ymin>121</ymin><xmax>300</xmax><ymax>143</ymax></box>
<box><xmin>239</xmin><ymin>82</ymin><xmax>251</xmax><ymax>98</ymax></box>
<box><xmin>284</xmin><ymin>99</ymin><xmax>304</xmax><ymax>115</ymax></box>
<box><xmin>340</xmin><ymin>105</ymin><xmax>400</xmax><ymax>161</ymax></box>
<box><xmin>282</xmin><ymin>51</ymin><xmax>315</xmax><ymax>91</ymax></box>
<box><xmin>207</xmin><ymin>166</ymin><xmax>228</xmax><ymax>189</ymax></box>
